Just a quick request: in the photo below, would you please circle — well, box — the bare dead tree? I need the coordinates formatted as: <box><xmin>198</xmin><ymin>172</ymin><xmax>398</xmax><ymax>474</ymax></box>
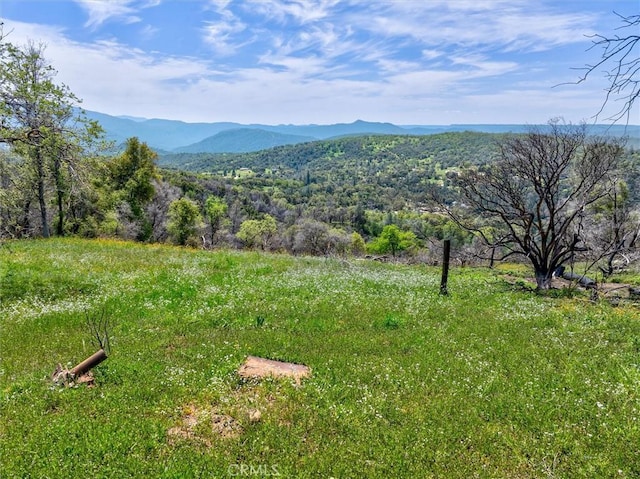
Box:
<box><xmin>577</xmin><ymin>12</ymin><xmax>639</xmax><ymax>124</ymax></box>
<box><xmin>582</xmin><ymin>178</ymin><xmax>640</xmax><ymax>278</ymax></box>
<box><xmin>447</xmin><ymin>121</ymin><xmax>625</xmax><ymax>290</ymax></box>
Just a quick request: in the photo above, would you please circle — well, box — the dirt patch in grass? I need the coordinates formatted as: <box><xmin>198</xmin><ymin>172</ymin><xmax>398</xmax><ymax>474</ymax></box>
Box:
<box><xmin>238</xmin><ymin>356</ymin><xmax>311</xmax><ymax>384</ymax></box>
<box><xmin>168</xmin><ymin>404</ymin><xmax>243</xmax><ymax>447</ymax></box>
<box><xmin>167</xmin><ymin>381</ymin><xmax>285</xmax><ymax>448</ymax></box>
<box><xmin>210</xmin><ymin>413</ymin><xmax>244</xmax><ymax>438</ymax></box>
<box><xmin>599</xmin><ymin>282</ymin><xmax>634</xmax><ymax>296</ymax></box>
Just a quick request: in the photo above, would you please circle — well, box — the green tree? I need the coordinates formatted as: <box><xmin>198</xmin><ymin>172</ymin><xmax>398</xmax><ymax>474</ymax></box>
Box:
<box><xmin>107</xmin><ymin>137</ymin><xmax>158</xmax><ymax>240</ymax></box>
<box><xmin>167</xmin><ymin>197</ymin><xmax>203</xmax><ymax>246</ymax></box>
<box><xmin>350</xmin><ymin>231</ymin><xmax>366</xmax><ymax>255</ymax></box>
<box><xmin>237</xmin><ymin>214</ymin><xmax>277</xmax><ymax>250</ymax></box>
<box><xmin>204</xmin><ymin>195</ymin><xmax>227</xmax><ymax>246</ymax></box>
<box><xmin>0</xmin><ymin>150</ymin><xmax>32</xmax><ymax>237</ymax></box>
<box><xmin>0</xmin><ymin>41</ymin><xmax>102</xmax><ymax>237</ymax></box>
<box><xmin>109</xmin><ymin>137</ymin><xmax>158</xmax><ymax>216</ymax></box>
<box><xmin>352</xmin><ymin>204</ymin><xmax>367</xmax><ymax>235</ymax></box>
<box><xmin>419</xmin><ymin>213</ymin><xmax>471</xmax><ymax>247</ymax></box>
<box><xmin>49</xmin><ymin>120</ymin><xmax>104</xmax><ymax>236</ymax></box>
<box><xmin>367</xmin><ymin>224</ymin><xmax>417</xmax><ymax>256</ymax></box>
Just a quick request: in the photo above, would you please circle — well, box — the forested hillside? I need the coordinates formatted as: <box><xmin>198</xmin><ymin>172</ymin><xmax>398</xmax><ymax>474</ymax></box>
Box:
<box><xmin>160</xmin><ymin>131</ymin><xmax>500</xmax><ymax>172</ymax></box>
<box><xmin>2</xmin><ymin>116</ymin><xmax>639</xmax><ymax>263</ymax></box>
<box><xmin>2</xmin><ymin>35</ymin><xmax>639</xmax><ymax>271</ymax></box>
<box><xmin>159</xmin><ymin>132</ymin><xmax>507</xmax><ymax>214</ymax></box>
<box><xmin>159</xmin><ymin>131</ymin><xmax>640</xmax><ymax>218</ymax></box>
<box><xmin>156</xmin><ymin>132</ymin><xmax>509</xmax><ymax>249</ymax></box>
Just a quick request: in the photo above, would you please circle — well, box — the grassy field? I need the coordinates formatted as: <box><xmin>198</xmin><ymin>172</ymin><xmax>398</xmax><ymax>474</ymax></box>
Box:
<box><xmin>1</xmin><ymin>238</ymin><xmax>639</xmax><ymax>478</ymax></box>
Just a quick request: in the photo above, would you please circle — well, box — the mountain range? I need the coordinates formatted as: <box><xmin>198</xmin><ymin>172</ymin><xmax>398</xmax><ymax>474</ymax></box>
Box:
<box><xmin>83</xmin><ymin>110</ymin><xmax>640</xmax><ymax>154</ymax></box>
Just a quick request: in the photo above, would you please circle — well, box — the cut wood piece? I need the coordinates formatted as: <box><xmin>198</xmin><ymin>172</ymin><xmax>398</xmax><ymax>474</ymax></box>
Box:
<box><xmin>238</xmin><ymin>356</ymin><xmax>311</xmax><ymax>382</ymax></box>
<box><xmin>70</xmin><ymin>349</ymin><xmax>107</xmax><ymax>377</ymax></box>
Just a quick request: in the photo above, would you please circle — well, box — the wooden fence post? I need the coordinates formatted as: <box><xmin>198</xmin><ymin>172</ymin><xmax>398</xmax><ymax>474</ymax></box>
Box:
<box><xmin>440</xmin><ymin>239</ymin><xmax>451</xmax><ymax>295</ymax></box>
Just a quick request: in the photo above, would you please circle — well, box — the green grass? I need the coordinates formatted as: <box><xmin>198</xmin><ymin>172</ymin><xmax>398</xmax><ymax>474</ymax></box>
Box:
<box><xmin>1</xmin><ymin>238</ymin><xmax>639</xmax><ymax>478</ymax></box>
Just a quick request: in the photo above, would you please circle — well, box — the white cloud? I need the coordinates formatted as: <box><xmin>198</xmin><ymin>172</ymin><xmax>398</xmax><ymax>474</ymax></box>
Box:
<box><xmin>139</xmin><ymin>24</ymin><xmax>159</xmax><ymax>40</ymax></box>
<box><xmin>422</xmin><ymin>49</ymin><xmax>444</xmax><ymax>61</ymax></box>
<box><xmin>449</xmin><ymin>54</ymin><xmax>518</xmax><ymax>77</ymax></box>
<box><xmin>2</xmin><ymin>1</ymin><xmax>628</xmax><ymax>126</ymax></box>
<box><xmin>2</xmin><ymin>20</ymin><xmax>212</xmax><ymax>112</ymax></box>
<box><xmin>460</xmin><ymin>88</ymin><xmax>613</xmax><ymax>124</ymax></box>
<box><xmin>245</xmin><ymin>0</ymin><xmax>340</xmax><ymax>24</ymax></box>
<box><xmin>230</xmin><ymin>0</ymin><xmax>601</xmax><ymax>101</ymax></box>
<box><xmin>202</xmin><ymin>19</ymin><xmax>247</xmax><ymax>55</ymax></box>
<box><xmin>200</xmin><ymin>1</ymin><xmax>251</xmax><ymax>55</ymax></box>
<box><xmin>351</xmin><ymin>1</ymin><xmax>597</xmax><ymax>51</ymax></box>
<box><xmin>207</xmin><ymin>0</ymin><xmax>233</xmax><ymax>9</ymax></box>
<box><xmin>73</xmin><ymin>0</ymin><xmax>142</xmax><ymax>28</ymax></box>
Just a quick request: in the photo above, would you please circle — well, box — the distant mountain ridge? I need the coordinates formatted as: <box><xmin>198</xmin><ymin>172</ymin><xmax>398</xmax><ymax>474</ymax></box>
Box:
<box><xmin>173</xmin><ymin>128</ymin><xmax>317</xmax><ymax>153</ymax></box>
<box><xmin>83</xmin><ymin>110</ymin><xmax>640</xmax><ymax>154</ymax></box>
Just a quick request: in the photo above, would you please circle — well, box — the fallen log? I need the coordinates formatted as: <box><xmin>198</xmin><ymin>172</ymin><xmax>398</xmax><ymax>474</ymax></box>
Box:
<box><xmin>561</xmin><ymin>271</ymin><xmax>596</xmax><ymax>288</ymax></box>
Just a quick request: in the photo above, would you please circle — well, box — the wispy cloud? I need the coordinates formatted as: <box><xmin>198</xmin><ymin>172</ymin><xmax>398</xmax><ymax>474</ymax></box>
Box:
<box><xmin>72</xmin><ymin>0</ymin><xmax>163</xmax><ymax>29</ymax></box>
<box><xmin>211</xmin><ymin>0</ymin><xmax>599</xmax><ymax>87</ymax></box>
<box><xmin>201</xmin><ymin>0</ymin><xmax>257</xmax><ymax>56</ymax></box>
<box><xmin>3</xmin><ymin>1</ymin><xmax>626</xmax><ymax>125</ymax></box>
<box><xmin>244</xmin><ymin>0</ymin><xmax>340</xmax><ymax>24</ymax></box>
<box><xmin>139</xmin><ymin>24</ymin><xmax>159</xmax><ymax>40</ymax></box>
<box><xmin>2</xmin><ymin>20</ymin><xmax>211</xmax><ymax>111</ymax></box>
<box><xmin>73</xmin><ymin>0</ymin><xmax>141</xmax><ymax>28</ymax></box>
<box><xmin>350</xmin><ymin>0</ymin><xmax>597</xmax><ymax>51</ymax></box>
<box><xmin>202</xmin><ymin>19</ymin><xmax>247</xmax><ymax>55</ymax></box>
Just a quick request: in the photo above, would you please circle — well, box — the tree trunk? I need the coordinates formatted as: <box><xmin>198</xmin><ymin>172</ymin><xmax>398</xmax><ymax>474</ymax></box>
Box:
<box><xmin>36</xmin><ymin>151</ymin><xmax>49</xmax><ymax>238</ymax></box>
<box><xmin>209</xmin><ymin>220</ymin><xmax>218</xmax><ymax>247</ymax></box>
<box><xmin>535</xmin><ymin>270</ymin><xmax>552</xmax><ymax>290</ymax></box>
<box><xmin>21</xmin><ymin>199</ymin><xmax>31</xmax><ymax>237</ymax></box>
<box><xmin>0</xmin><ymin>166</ymin><xmax>9</xmax><ymax>235</ymax></box>
<box><xmin>56</xmin><ymin>185</ymin><xmax>64</xmax><ymax>236</ymax></box>
<box><xmin>54</xmin><ymin>157</ymin><xmax>64</xmax><ymax>236</ymax></box>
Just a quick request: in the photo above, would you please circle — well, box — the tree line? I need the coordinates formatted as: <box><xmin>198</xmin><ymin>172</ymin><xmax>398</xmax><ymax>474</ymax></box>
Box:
<box><xmin>1</xmin><ymin>21</ymin><xmax>639</xmax><ymax>288</ymax></box>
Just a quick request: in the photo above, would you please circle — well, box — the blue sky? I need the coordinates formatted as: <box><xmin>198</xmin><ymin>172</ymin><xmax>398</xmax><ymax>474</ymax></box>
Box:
<box><xmin>1</xmin><ymin>0</ymin><xmax>638</xmax><ymax>125</ymax></box>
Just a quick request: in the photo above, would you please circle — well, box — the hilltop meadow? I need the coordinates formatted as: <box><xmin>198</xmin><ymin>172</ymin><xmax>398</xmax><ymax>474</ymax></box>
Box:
<box><xmin>2</xmin><ymin>7</ymin><xmax>640</xmax><ymax>478</ymax></box>
<box><xmin>1</xmin><ymin>238</ymin><xmax>639</xmax><ymax>478</ymax></box>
